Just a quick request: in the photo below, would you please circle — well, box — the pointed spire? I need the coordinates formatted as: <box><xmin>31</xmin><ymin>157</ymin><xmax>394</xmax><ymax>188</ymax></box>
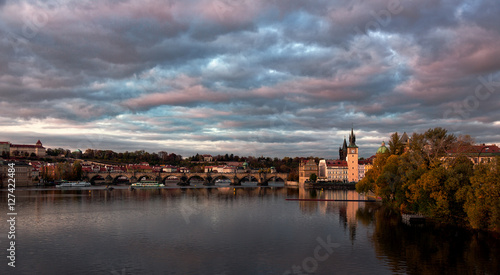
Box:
<box><xmin>348</xmin><ymin>127</ymin><xmax>356</xmax><ymax>147</ymax></box>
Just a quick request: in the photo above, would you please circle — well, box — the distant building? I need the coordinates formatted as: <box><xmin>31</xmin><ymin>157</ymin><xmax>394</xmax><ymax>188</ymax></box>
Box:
<box><xmin>358</xmin><ymin>157</ymin><xmax>374</xmax><ymax>181</ymax></box>
<box><xmin>223</xmin><ymin>161</ymin><xmax>243</xmax><ymax>167</ymax></box>
<box><xmin>0</xmin><ymin>161</ymin><xmax>33</xmax><ymax>187</ymax></box>
<box><xmin>326</xmin><ymin>160</ymin><xmax>348</xmax><ymax>182</ymax></box>
<box><xmin>445</xmin><ymin>144</ymin><xmax>500</xmax><ymax>164</ymax></box>
<box><xmin>0</xmin><ymin>142</ymin><xmax>10</xmax><ymax>156</ymax></box>
<box><xmin>347</xmin><ymin>128</ymin><xmax>359</xmax><ymax>183</ymax></box>
<box><xmin>126</xmin><ymin>163</ymin><xmax>152</xmax><ymax>172</ymax></box>
<box><xmin>376</xmin><ymin>141</ymin><xmax>389</xmax><ymax>154</ymax></box>
<box><xmin>162</xmin><ymin>165</ymin><xmax>178</xmax><ymax>173</ymax></box>
<box><xmin>29</xmin><ymin>161</ymin><xmax>43</xmax><ymax>181</ymax></box>
<box><xmin>318</xmin><ymin>160</ymin><xmax>327</xmax><ymax>179</ymax></box>
<box><xmin>202</xmin><ymin>155</ymin><xmax>213</xmax><ymax>162</ymax></box>
<box><xmin>400</xmin><ymin>132</ymin><xmax>410</xmax><ymax>152</ymax></box>
<box><xmin>3</xmin><ymin>140</ymin><xmax>46</xmax><ymax>157</ymax></box>
<box><xmin>204</xmin><ymin>165</ymin><xmax>237</xmax><ymax>173</ymax></box>
<box><xmin>338</xmin><ymin>137</ymin><xmax>348</xmax><ymax>161</ymax></box>
<box><xmin>299</xmin><ymin>158</ymin><xmax>318</xmax><ymax>184</ymax></box>
<box><xmin>179</xmin><ymin>167</ymin><xmax>190</xmax><ymax>173</ymax></box>
<box><xmin>320</xmin><ymin>128</ymin><xmax>374</xmax><ymax>183</ymax></box>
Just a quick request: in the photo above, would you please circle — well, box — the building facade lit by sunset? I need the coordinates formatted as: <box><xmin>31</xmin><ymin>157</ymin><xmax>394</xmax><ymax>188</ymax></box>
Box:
<box><xmin>301</xmin><ymin>128</ymin><xmax>375</xmax><ymax>184</ymax></box>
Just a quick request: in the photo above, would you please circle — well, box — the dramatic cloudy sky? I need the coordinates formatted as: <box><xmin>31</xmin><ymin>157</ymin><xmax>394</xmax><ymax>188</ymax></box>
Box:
<box><xmin>1</xmin><ymin>0</ymin><xmax>499</xmax><ymax>158</ymax></box>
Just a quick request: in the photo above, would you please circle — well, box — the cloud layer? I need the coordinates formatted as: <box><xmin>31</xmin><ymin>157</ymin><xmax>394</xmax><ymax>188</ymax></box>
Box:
<box><xmin>1</xmin><ymin>0</ymin><xmax>499</xmax><ymax>158</ymax></box>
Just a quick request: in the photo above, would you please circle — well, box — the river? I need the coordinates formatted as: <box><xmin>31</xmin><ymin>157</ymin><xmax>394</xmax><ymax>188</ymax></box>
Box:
<box><xmin>1</xmin><ymin>186</ymin><xmax>498</xmax><ymax>274</ymax></box>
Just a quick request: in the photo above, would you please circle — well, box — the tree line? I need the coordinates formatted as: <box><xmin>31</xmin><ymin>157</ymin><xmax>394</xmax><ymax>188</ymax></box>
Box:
<box><xmin>356</xmin><ymin>127</ymin><xmax>499</xmax><ymax>232</ymax></box>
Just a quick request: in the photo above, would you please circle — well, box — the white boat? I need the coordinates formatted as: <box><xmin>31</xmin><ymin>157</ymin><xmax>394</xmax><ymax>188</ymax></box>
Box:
<box><xmin>56</xmin><ymin>181</ymin><xmax>92</xmax><ymax>188</ymax></box>
<box><xmin>131</xmin><ymin>181</ymin><xmax>165</xmax><ymax>188</ymax></box>
<box><xmin>215</xmin><ymin>178</ymin><xmax>231</xmax><ymax>185</ymax></box>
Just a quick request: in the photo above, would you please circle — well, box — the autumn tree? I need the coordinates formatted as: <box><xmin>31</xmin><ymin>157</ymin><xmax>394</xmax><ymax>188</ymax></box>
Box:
<box><xmin>356</xmin><ymin>152</ymin><xmax>389</xmax><ymax>195</ymax></box>
<box><xmin>459</xmin><ymin>157</ymin><xmax>500</xmax><ymax>231</ymax></box>
<box><xmin>397</xmin><ymin>150</ymin><xmax>428</xmax><ymax>212</ymax></box>
<box><xmin>407</xmin><ymin>166</ymin><xmax>447</xmax><ymax>216</ymax></box>
<box><xmin>72</xmin><ymin>161</ymin><xmax>83</xmax><ymax>180</ymax></box>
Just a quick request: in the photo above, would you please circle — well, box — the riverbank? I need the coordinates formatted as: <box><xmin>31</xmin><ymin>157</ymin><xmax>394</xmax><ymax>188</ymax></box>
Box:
<box><xmin>304</xmin><ymin>182</ymin><xmax>357</xmax><ymax>190</ymax></box>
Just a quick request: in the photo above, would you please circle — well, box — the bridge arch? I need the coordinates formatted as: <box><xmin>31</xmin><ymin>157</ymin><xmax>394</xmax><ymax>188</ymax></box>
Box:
<box><xmin>137</xmin><ymin>175</ymin><xmax>153</xmax><ymax>182</ymax></box>
<box><xmin>264</xmin><ymin>176</ymin><xmax>285</xmax><ymax>185</ymax></box>
<box><xmin>89</xmin><ymin>174</ymin><xmax>105</xmax><ymax>185</ymax></box>
<box><xmin>238</xmin><ymin>175</ymin><xmax>259</xmax><ymax>185</ymax></box>
<box><xmin>212</xmin><ymin>175</ymin><xmax>233</xmax><ymax>185</ymax></box>
<box><xmin>83</xmin><ymin>172</ymin><xmax>288</xmax><ymax>186</ymax></box>
<box><xmin>187</xmin><ymin>175</ymin><xmax>206</xmax><ymax>184</ymax></box>
<box><xmin>113</xmin><ymin>175</ymin><xmax>130</xmax><ymax>184</ymax></box>
<box><xmin>162</xmin><ymin>175</ymin><xmax>180</xmax><ymax>184</ymax></box>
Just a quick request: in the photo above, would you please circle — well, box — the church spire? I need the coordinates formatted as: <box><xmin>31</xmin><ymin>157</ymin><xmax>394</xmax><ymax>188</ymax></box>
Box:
<box><xmin>348</xmin><ymin>127</ymin><xmax>356</xmax><ymax>147</ymax></box>
<box><xmin>338</xmin><ymin>136</ymin><xmax>348</xmax><ymax>161</ymax></box>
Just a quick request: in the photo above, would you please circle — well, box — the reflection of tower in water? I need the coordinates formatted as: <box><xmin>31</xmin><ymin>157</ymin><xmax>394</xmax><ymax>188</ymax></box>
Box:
<box><xmin>298</xmin><ymin>188</ymin><xmax>363</xmax><ymax>243</ymax></box>
<box><xmin>298</xmin><ymin>185</ymin><xmax>319</xmax><ymax>213</ymax></box>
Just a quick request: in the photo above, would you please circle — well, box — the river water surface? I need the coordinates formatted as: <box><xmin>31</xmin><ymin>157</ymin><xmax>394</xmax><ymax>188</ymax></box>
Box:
<box><xmin>1</xmin><ymin>186</ymin><xmax>499</xmax><ymax>274</ymax></box>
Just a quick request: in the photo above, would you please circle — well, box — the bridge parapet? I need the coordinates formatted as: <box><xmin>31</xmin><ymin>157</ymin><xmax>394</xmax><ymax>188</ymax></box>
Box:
<box><xmin>83</xmin><ymin>171</ymin><xmax>288</xmax><ymax>185</ymax></box>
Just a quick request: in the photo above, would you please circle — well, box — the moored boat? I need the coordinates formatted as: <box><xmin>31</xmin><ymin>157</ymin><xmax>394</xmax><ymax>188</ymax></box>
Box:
<box><xmin>56</xmin><ymin>181</ymin><xmax>92</xmax><ymax>188</ymax></box>
<box><xmin>130</xmin><ymin>181</ymin><xmax>165</xmax><ymax>188</ymax></box>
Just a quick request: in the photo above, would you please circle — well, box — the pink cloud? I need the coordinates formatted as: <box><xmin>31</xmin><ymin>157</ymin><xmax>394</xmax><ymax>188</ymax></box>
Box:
<box><xmin>123</xmin><ymin>85</ymin><xmax>227</xmax><ymax>109</ymax></box>
<box><xmin>395</xmin><ymin>25</ymin><xmax>500</xmax><ymax>101</ymax></box>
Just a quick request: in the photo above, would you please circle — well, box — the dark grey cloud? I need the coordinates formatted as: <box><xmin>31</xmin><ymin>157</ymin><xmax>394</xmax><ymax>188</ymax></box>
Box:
<box><xmin>0</xmin><ymin>0</ymin><xmax>499</xmax><ymax>158</ymax></box>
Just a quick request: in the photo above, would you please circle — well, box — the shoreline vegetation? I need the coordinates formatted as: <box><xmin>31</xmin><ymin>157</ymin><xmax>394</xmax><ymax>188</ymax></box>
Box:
<box><xmin>356</xmin><ymin>127</ymin><xmax>500</xmax><ymax>233</ymax></box>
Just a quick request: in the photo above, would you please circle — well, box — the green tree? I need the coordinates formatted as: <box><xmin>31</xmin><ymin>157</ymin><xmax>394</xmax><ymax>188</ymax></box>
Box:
<box><xmin>424</xmin><ymin>127</ymin><xmax>456</xmax><ymax>167</ymax></box>
<box><xmin>375</xmin><ymin>155</ymin><xmax>401</xmax><ymax>202</ymax></box>
<box><xmin>309</xmin><ymin>173</ymin><xmax>317</xmax><ymax>183</ymax></box>
<box><xmin>388</xmin><ymin>132</ymin><xmax>404</xmax><ymax>155</ymax></box>
<box><xmin>409</xmin><ymin>132</ymin><xmax>426</xmax><ymax>153</ymax></box>
<box><xmin>442</xmin><ymin>156</ymin><xmax>474</xmax><ymax>224</ymax></box>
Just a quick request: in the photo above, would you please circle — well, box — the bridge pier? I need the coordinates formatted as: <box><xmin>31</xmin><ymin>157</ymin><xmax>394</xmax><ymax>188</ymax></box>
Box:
<box><xmin>257</xmin><ymin>173</ymin><xmax>267</xmax><ymax>186</ymax></box>
<box><xmin>84</xmin><ymin>171</ymin><xmax>289</xmax><ymax>186</ymax></box>
<box><xmin>231</xmin><ymin>176</ymin><xmax>241</xmax><ymax>186</ymax></box>
<box><xmin>257</xmin><ymin>180</ymin><xmax>268</xmax><ymax>186</ymax></box>
<box><xmin>177</xmin><ymin>175</ymin><xmax>189</xmax><ymax>186</ymax></box>
<box><xmin>204</xmin><ymin>174</ymin><xmax>213</xmax><ymax>186</ymax></box>
<box><xmin>204</xmin><ymin>180</ymin><xmax>214</xmax><ymax>186</ymax></box>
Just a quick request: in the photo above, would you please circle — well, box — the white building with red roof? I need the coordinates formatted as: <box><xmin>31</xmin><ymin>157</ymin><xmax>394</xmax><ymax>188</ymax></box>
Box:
<box><xmin>7</xmin><ymin>140</ymin><xmax>46</xmax><ymax>157</ymax></box>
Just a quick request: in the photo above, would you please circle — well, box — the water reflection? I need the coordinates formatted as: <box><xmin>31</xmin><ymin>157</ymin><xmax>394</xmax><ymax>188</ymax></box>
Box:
<box><xmin>369</xmin><ymin>205</ymin><xmax>500</xmax><ymax>275</ymax></box>
<box><xmin>0</xmin><ymin>187</ymin><xmax>498</xmax><ymax>274</ymax></box>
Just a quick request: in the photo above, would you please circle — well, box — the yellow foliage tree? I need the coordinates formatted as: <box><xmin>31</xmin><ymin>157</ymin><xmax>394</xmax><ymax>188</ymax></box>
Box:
<box><xmin>461</xmin><ymin>157</ymin><xmax>500</xmax><ymax>231</ymax></box>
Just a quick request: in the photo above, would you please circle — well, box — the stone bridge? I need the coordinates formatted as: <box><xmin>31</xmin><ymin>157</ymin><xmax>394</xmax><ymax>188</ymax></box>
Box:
<box><xmin>83</xmin><ymin>171</ymin><xmax>288</xmax><ymax>186</ymax></box>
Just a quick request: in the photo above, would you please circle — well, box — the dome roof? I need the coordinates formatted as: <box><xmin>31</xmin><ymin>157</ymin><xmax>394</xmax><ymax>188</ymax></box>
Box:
<box><xmin>376</xmin><ymin>141</ymin><xmax>389</xmax><ymax>154</ymax></box>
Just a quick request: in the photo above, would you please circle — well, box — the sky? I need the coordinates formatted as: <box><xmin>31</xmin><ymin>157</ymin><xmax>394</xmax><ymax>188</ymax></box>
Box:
<box><xmin>0</xmin><ymin>0</ymin><xmax>499</xmax><ymax>159</ymax></box>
